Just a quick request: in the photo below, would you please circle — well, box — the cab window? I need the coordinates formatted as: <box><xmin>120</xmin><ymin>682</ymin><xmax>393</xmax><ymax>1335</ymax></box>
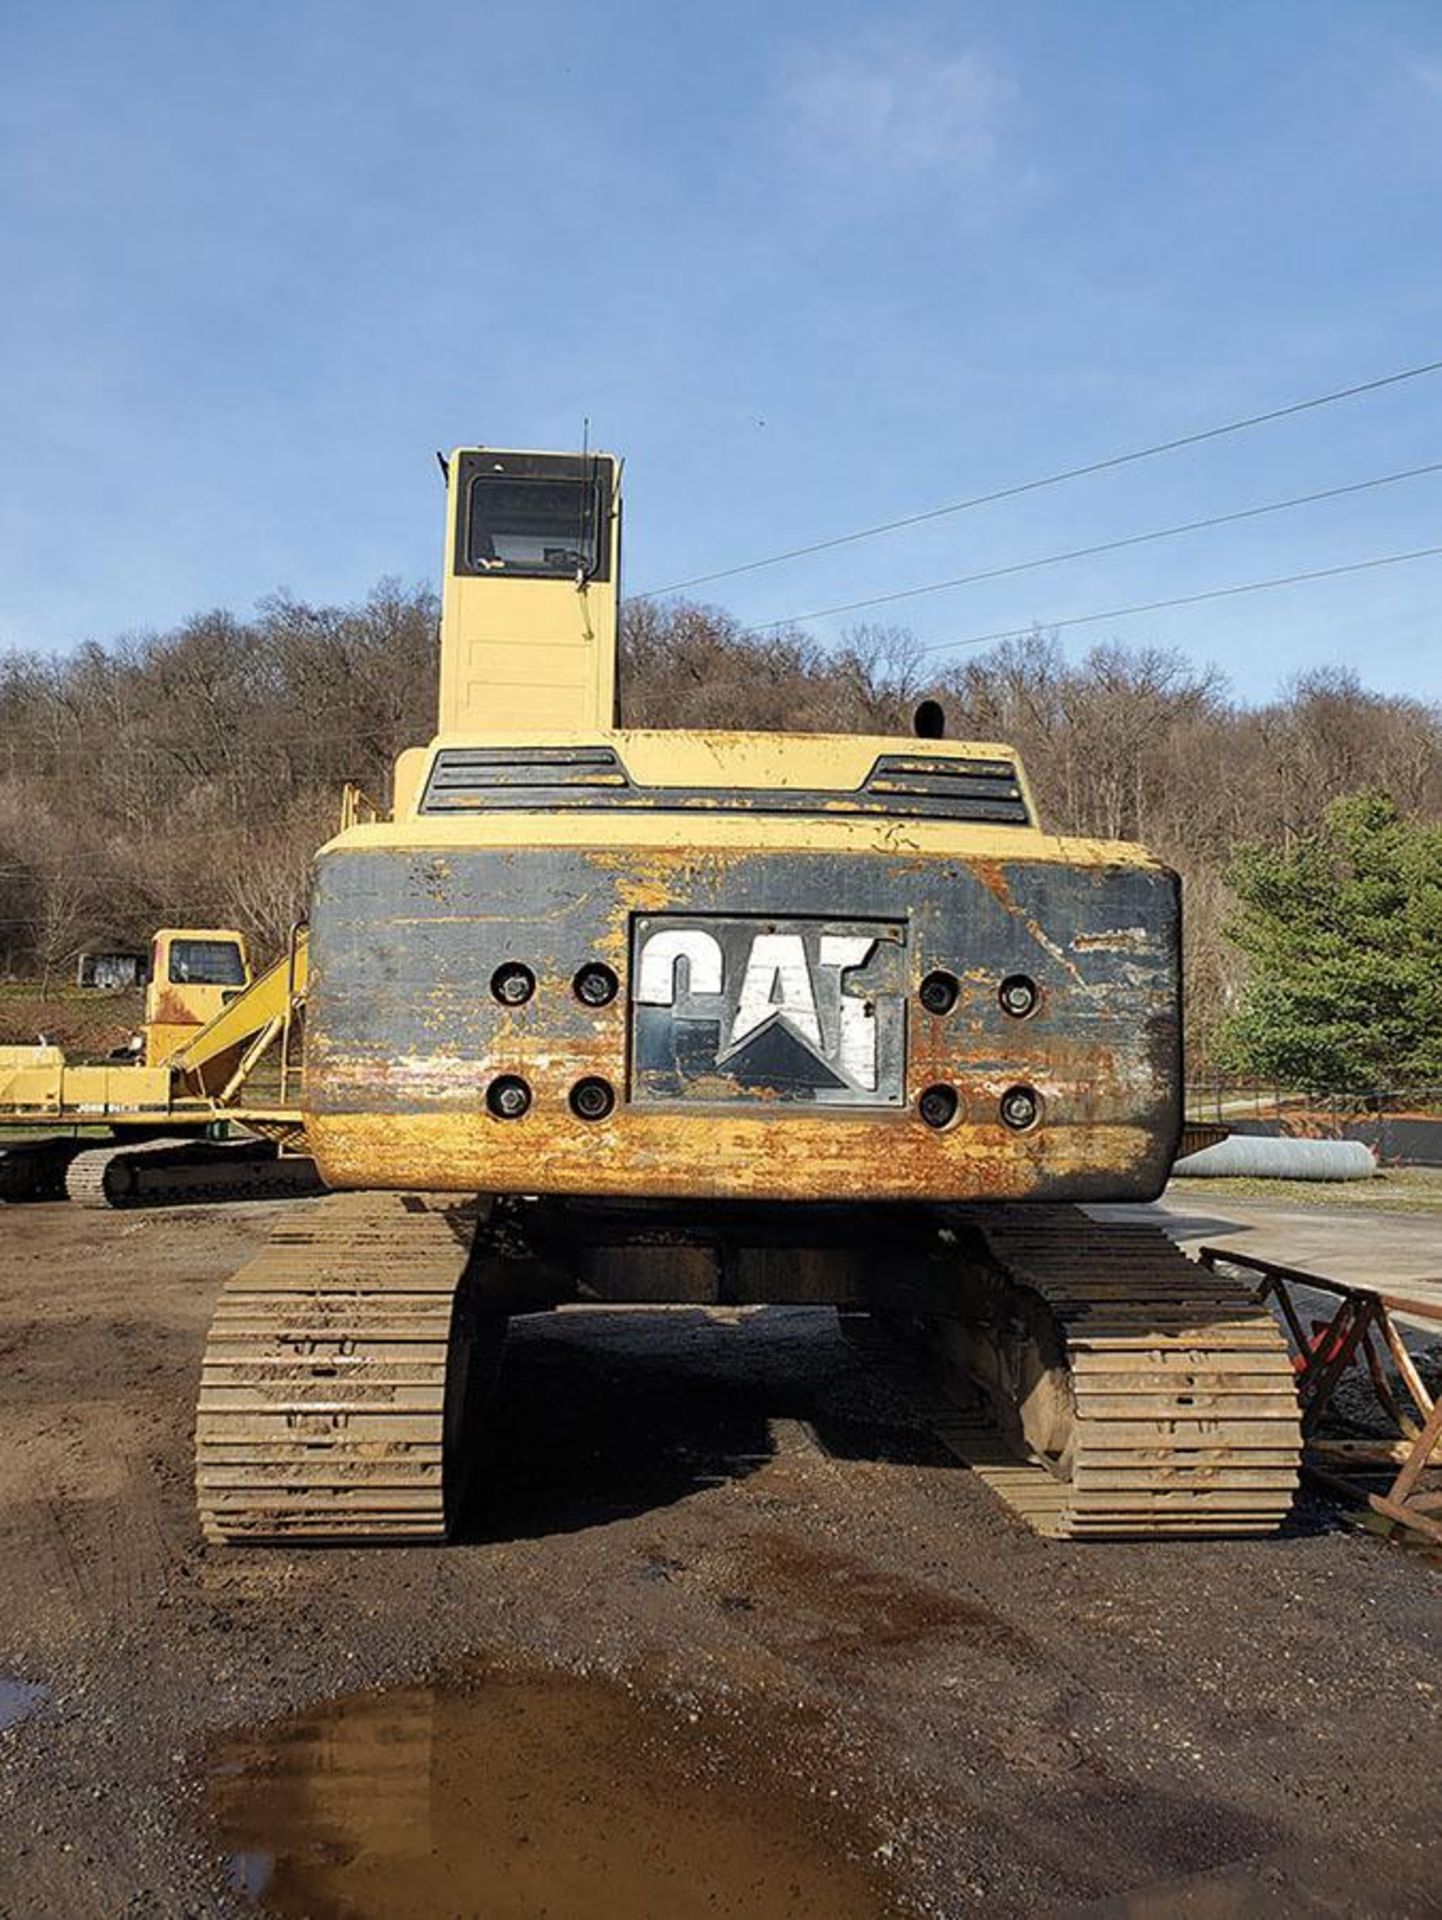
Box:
<box><xmin>462</xmin><ymin>466</ymin><xmax>611</xmax><ymax>580</ymax></box>
<box><xmin>168</xmin><ymin>939</ymin><xmax>246</xmax><ymax>986</ymax></box>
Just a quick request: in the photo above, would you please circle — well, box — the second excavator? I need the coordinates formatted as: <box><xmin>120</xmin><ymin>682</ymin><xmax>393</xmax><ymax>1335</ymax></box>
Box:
<box><xmin>196</xmin><ymin>446</ymin><xmax>1301</xmax><ymax>1545</ymax></box>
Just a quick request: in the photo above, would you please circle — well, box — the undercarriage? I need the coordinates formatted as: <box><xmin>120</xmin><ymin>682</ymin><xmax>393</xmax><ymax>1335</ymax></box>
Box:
<box><xmin>196</xmin><ymin>1193</ymin><xmax>1300</xmax><ymax>1545</ymax></box>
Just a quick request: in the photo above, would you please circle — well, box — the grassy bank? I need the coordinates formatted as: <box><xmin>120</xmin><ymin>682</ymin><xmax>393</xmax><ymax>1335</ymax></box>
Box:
<box><xmin>1168</xmin><ymin>1167</ymin><xmax>1442</xmax><ymax>1214</ymax></box>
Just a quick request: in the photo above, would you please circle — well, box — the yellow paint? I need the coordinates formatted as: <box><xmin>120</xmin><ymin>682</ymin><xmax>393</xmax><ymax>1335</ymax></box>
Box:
<box><xmin>143</xmin><ymin>928</ymin><xmax>252</xmax><ymax>1066</ymax></box>
<box><xmin>0</xmin><ymin>1045</ymin><xmax>66</xmax><ymax>1108</ymax></box>
<box><xmin>306</xmin><ymin>443</ymin><xmax>1176</xmax><ymax>1201</ymax></box>
<box><xmin>323</xmin><ymin>786</ymin><xmax>1157</xmax><ymax>873</ymax></box>
<box><xmin>168</xmin><ymin>931</ymin><xmax>308</xmax><ymax>1089</ymax></box>
<box><xmin>0</xmin><ymin>1054</ymin><xmax>175</xmax><ymax>1117</ymax></box>
<box><xmin>392</xmin><ymin>747</ymin><xmax>428</xmax><ymax>818</ymax></box>
<box><xmin>321</xmin><ymin>445</ymin><xmax>1160</xmax><ymax>877</ymax></box>
<box><xmin>1</xmin><ymin>930</ymin><xmax>308</xmax><ymax>1130</ymax></box>
<box><xmin>438</xmin><ymin>448</ymin><xmax>619</xmax><ymax>734</ymax></box>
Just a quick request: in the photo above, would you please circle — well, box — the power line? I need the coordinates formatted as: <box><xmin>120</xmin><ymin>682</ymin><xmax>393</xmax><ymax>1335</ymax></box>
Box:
<box><xmin>733</xmin><ymin>459</ymin><xmax>1442</xmax><ymax>635</ymax></box>
<box><xmin>0</xmin><ymin>553</ymin><xmax>1435</xmax><ymax>892</ymax></box>
<box><xmin>0</xmin><ymin>821</ymin><xmax>341</xmax><ymax>876</ymax></box>
<box><xmin>0</xmin><ymin>528</ymin><xmax>1433</xmax><ymax>784</ymax></box>
<box><xmin>0</xmin><ymin>719</ymin><xmax>409</xmax><ymax>767</ymax></box>
<box><xmin>4</xmin><ymin>505</ymin><xmax>1438</xmax><ymax>796</ymax></box>
<box><xmin>631</xmin><ymin>354</ymin><xmax>1442</xmax><ymax>599</ymax></box>
<box><xmin>914</xmin><ymin>542</ymin><xmax>1442</xmax><ymax>660</ymax></box>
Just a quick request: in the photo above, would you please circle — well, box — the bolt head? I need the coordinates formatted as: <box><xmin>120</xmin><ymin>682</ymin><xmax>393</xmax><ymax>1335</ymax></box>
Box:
<box><xmin>571</xmin><ymin>1076</ymin><xmax>615</xmax><ymax>1120</ymax></box>
<box><xmin>574</xmin><ymin>963</ymin><xmax>619</xmax><ymax>1007</ymax></box>
<box><xmin>999</xmin><ymin>974</ymin><xmax>1038</xmax><ymax>1019</ymax></box>
<box><xmin>1000</xmin><ymin>1085</ymin><xmax>1040</xmax><ymax>1131</ymax></box>
<box><xmin>919</xmin><ymin>970</ymin><xmax>959</xmax><ymax>1016</ymax></box>
<box><xmin>487</xmin><ymin>1075</ymin><xmax>532</xmax><ymax>1119</ymax></box>
<box><xmin>491</xmin><ymin>963</ymin><xmax>535</xmax><ymax>1006</ymax></box>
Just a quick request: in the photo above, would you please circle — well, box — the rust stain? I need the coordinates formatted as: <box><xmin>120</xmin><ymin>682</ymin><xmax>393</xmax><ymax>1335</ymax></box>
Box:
<box><xmin>307</xmin><ymin>1100</ymin><xmax>1167</xmax><ymax>1205</ymax></box>
<box><xmin>306</xmin><ymin>835</ymin><xmax>1176</xmax><ymax>1208</ymax></box>
<box><xmin>151</xmin><ymin>990</ymin><xmax>203</xmax><ymax>1028</ymax></box>
<box><xmin>968</xmin><ymin>859</ymin><xmax>1087</xmax><ymax>987</ymax></box>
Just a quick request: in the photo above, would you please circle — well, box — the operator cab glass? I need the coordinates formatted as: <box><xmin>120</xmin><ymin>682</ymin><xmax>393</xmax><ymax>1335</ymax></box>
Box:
<box><xmin>456</xmin><ymin>452</ymin><xmax>612</xmax><ymax>581</ymax></box>
<box><xmin>169</xmin><ymin>939</ymin><xmax>246</xmax><ymax>986</ymax></box>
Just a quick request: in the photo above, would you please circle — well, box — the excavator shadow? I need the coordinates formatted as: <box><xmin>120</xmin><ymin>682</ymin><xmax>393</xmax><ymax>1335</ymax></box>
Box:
<box><xmin>454</xmin><ymin>1305</ymin><xmax>945</xmax><ymax>1544</ymax></box>
<box><xmin>1086</xmin><ymin>1201</ymin><xmax>1261</xmax><ymax>1243</ymax></box>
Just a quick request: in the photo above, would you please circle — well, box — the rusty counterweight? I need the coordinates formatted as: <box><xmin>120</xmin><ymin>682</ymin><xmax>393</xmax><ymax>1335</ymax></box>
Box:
<box><xmin>302</xmin><ymin>841</ymin><xmax>1181</xmax><ymax>1205</ymax></box>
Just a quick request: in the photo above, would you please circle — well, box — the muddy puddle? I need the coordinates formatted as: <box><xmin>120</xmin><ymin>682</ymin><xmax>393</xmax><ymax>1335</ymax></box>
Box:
<box><xmin>208</xmin><ymin>1664</ymin><xmax>897</xmax><ymax>1919</ymax></box>
<box><xmin>0</xmin><ymin>1676</ymin><xmax>47</xmax><ymax>1731</ymax></box>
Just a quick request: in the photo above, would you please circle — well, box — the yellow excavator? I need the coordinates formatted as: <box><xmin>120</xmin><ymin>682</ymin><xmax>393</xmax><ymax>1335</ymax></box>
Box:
<box><xmin>0</xmin><ymin>923</ymin><xmax>315</xmax><ymax>1205</ymax></box>
<box><xmin>195</xmin><ymin>446</ymin><xmax>1301</xmax><ymax>1545</ymax></box>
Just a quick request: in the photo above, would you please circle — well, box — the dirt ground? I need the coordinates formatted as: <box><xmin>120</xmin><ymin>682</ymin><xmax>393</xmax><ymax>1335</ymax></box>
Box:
<box><xmin>0</xmin><ymin>1196</ymin><xmax>1437</xmax><ymax>1918</ymax></box>
<box><xmin>0</xmin><ymin>984</ymin><xmax>142</xmax><ymax>1056</ymax></box>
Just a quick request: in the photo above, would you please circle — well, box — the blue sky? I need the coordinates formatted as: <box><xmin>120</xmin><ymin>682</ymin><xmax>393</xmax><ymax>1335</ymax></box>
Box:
<box><xmin>1</xmin><ymin>0</ymin><xmax>1439</xmax><ymax>702</ymax></box>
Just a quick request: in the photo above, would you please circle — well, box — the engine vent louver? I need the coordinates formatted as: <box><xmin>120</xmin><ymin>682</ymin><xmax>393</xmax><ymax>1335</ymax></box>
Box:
<box><xmin>421</xmin><ymin>746</ymin><xmax>630</xmax><ymax>810</ymax></box>
<box><xmin>421</xmin><ymin>747</ymin><xmax>1028</xmax><ymax>824</ymax></box>
<box><xmin>861</xmin><ymin>755</ymin><xmax>1029</xmax><ymax>823</ymax></box>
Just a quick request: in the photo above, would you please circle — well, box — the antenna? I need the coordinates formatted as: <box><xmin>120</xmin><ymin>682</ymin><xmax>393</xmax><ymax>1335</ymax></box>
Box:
<box><xmin>576</xmin><ymin>416</ymin><xmax>592</xmax><ymax>586</ymax></box>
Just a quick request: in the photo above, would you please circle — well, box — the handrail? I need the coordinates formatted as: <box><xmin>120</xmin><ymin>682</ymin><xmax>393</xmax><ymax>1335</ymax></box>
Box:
<box><xmin>279</xmin><ymin>919</ymin><xmax>307</xmax><ymax>1106</ymax></box>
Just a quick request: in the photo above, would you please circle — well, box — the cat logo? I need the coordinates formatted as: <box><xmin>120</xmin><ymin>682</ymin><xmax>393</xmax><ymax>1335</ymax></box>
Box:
<box><xmin>630</xmin><ymin>916</ymin><xmax>906</xmax><ymax>1108</ymax></box>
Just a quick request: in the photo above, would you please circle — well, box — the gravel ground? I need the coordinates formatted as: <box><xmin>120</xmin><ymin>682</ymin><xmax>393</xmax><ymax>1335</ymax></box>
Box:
<box><xmin>0</xmin><ymin>1198</ymin><xmax>1437</xmax><ymax>1917</ymax></box>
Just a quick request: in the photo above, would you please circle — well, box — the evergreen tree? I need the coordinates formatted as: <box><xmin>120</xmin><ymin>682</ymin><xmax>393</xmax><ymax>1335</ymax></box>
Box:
<box><xmin>1221</xmin><ymin>790</ymin><xmax>1442</xmax><ymax>1092</ymax></box>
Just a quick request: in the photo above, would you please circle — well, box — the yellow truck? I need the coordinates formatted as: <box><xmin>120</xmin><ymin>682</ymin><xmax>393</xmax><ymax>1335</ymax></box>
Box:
<box><xmin>195</xmin><ymin>446</ymin><xmax>1301</xmax><ymax>1548</ymax></box>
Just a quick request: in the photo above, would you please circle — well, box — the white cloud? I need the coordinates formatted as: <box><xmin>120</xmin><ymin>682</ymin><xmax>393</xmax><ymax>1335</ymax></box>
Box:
<box><xmin>783</xmin><ymin>39</ymin><xmax>1011</xmax><ymax>188</ymax></box>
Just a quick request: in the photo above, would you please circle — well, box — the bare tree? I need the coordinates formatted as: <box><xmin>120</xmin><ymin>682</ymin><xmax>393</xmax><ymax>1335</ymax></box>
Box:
<box><xmin>1</xmin><ymin>584</ymin><xmax>1437</xmax><ymax>1077</ymax></box>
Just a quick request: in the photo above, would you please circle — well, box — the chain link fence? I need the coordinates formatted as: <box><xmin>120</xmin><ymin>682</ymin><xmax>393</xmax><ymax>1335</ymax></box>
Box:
<box><xmin>1185</xmin><ymin>1082</ymin><xmax>1442</xmax><ymax>1167</ymax></box>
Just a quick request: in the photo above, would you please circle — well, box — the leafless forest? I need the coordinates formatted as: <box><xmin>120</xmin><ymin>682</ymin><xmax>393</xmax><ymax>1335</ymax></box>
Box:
<box><xmin>2</xmin><ymin>583</ymin><xmax>1438</xmax><ymax>1069</ymax></box>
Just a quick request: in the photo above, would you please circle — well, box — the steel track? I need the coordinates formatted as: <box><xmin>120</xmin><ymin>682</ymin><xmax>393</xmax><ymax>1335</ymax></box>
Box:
<box><xmin>66</xmin><ymin>1137</ymin><xmax>322</xmax><ymax>1208</ymax></box>
<box><xmin>852</xmin><ymin>1206</ymin><xmax>1301</xmax><ymax>1538</ymax></box>
<box><xmin>195</xmin><ymin>1191</ymin><xmax>499</xmax><ymax>1545</ymax></box>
